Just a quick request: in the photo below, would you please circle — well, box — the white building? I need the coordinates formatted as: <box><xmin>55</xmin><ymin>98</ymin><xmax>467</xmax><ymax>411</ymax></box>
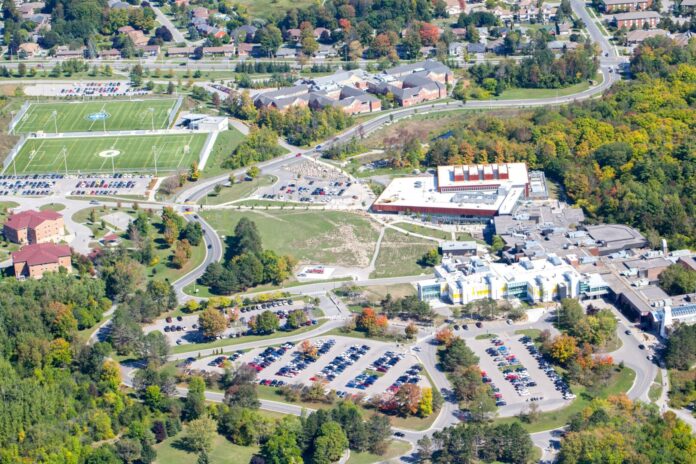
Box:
<box><xmin>418</xmin><ymin>255</ymin><xmax>609</xmax><ymax>304</ymax></box>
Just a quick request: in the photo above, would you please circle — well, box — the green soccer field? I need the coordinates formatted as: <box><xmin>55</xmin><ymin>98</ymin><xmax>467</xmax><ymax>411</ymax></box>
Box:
<box><xmin>10</xmin><ymin>133</ymin><xmax>208</xmax><ymax>174</ymax></box>
<box><xmin>13</xmin><ymin>99</ymin><xmax>178</xmax><ymax>134</ymax></box>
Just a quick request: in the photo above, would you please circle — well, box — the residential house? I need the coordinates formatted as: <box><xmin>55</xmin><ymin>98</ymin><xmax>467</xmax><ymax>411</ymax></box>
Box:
<box><xmin>485</xmin><ymin>37</ymin><xmax>504</xmax><ymax>53</ymax></box>
<box><xmin>117</xmin><ymin>25</ymin><xmax>135</xmax><ymax>34</ymax></box>
<box><xmin>681</xmin><ymin>0</ymin><xmax>696</xmax><ymax>13</ymax></box>
<box><xmin>555</xmin><ymin>21</ymin><xmax>572</xmax><ymax>36</ymax></box>
<box><xmin>600</xmin><ymin>0</ymin><xmax>651</xmax><ymax>12</ymax></box>
<box><xmin>236</xmin><ymin>42</ymin><xmax>260</xmax><ymax>57</ymax></box>
<box><xmin>451</xmin><ymin>27</ymin><xmax>467</xmax><ymax>39</ymax></box>
<box><xmin>444</xmin><ymin>0</ymin><xmax>465</xmax><ymax>15</ymax></box>
<box><xmin>448</xmin><ymin>41</ymin><xmax>465</xmax><ymax>56</ymax></box>
<box><xmin>174</xmin><ymin>0</ymin><xmax>188</xmax><ymax>7</ymax></box>
<box><xmin>18</xmin><ymin>42</ymin><xmax>40</xmax><ymax>58</ymax></box>
<box><xmin>673</xmin><ymin>30</ymin><xmax>695</xmax><ymax>46</ymax></box>
<box><xmin>138</xmin><ymin>44</ymin><xmax>160</xmax><ymax>57</ymax></box>
<box><xmin>287</xmin><ymin>28</ymin><xmax>302</xmax><ymax>42</ymax></box>
<box><xmin>202</xmin><ymin>44</ymin><xmax>235</xmax><ymax>57</ymax></box>
<box><xmin>313</xmin><ymin>27</ymin><xmax>329</xmax><ymax>40</ymax></box>
<box><xmin>167</xmin><ymin>46</ymin><xmax>195</xmax><ymax>58</ymax></box>
<box><xmin>12</xmin><ymin>243</ymin><xmax>72</xmax><ymax>279</ymax></box>
<box><xmin>19</xmin><ymin>2</ymin><xmax>44</xmax><ymax>17</ymax></box>
<box><xmin>98</xmin><ymin>48</ymin><xmax>122</xmax><ymax>59</ymax></box>
<box><xmin>626</xmin><ymin>28</ymin><xmax>667</xmax><ymax>44</ymax></box>
<box><xmin>613</xmin><ymin>10</ymin><xmax>660</xmax><ymax>28</ymax></box>
<box><xmin>54</xmin><ymin>46</ymin><xmax>85</xmax><ymax>59</ymax></box>
<box><xmin>233</xmin><ymin>25</ymin><xmax>258</xmax><ymax>42</ymax></box>
<box><xmin>190</xmin><ymin>7</ymin><xmax>209</xmax><ymax>19</ymax></box>
<box><xmin>4</xmin><ymin>209</ymin><xmax>64</xmax><ymax>245</ymax></box>
<box><xmin>127</xmin><ymin>29</ymin><xmax>148</xmax><ymax>46</ymax></box>
<box><xmin>316</xmin><ymin>44</ymin><xmax>338</xmax><ymax>58</ymax></box>
<box><xmin>276</xmin><ymin>46</ymin><xmax>298</xmax><ymax>58</ymax></box>
<box><xmin>467</xmin><ymin>42</ymin><xmax>486</xmax><ymax>54</ymax></box>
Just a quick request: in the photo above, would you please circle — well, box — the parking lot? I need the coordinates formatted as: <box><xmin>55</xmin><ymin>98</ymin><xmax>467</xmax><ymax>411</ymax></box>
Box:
<box><xmin>24</xmin><ymin>82</ymin><xmax>150</xmax><ymax>98</ymax></box>
<box><xmin>0</xmin><ymin>173</ymin><xmax>151</xmax><ymax>197</ymax></box>
<box><xmin>467</xmin><ymin>332</ymin><xmax>568</xmax><ymax>413</ymax></box>
<box><xmin>258</xmin><ymin>158</ymin><xmax>367</xmax><ymax>207</ymax></box>
<box><xmin>143</xmin><ymin>299</ymin><xmax>315</xmax><ymax>346</ymax></box>
<box><xmin>187</xmin><ymin>336</ymin><xmax>430</xmax><ymax>399</ymax></box>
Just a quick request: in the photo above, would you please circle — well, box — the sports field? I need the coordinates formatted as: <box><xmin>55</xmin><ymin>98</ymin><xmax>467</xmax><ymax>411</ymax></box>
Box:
<box><xmin>11</xmin><ymin>133</ymin><xmax>207</xmax><ymax>174</ymax></box>
<box><xmin>13</xmin><ymin>99</ymin><xmax>177</xmax><ymax>133</ymax></box>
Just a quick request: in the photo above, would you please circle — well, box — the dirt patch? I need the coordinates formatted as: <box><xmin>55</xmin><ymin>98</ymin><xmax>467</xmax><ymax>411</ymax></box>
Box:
<box><xmin>305</xmin><ymin>223</ymin><xmax>373</xmax><ymax>267</ymax></box>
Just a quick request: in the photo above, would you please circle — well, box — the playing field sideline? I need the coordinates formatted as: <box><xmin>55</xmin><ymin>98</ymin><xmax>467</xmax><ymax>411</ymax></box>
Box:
<box><xmin>13</xmin><ymin>99</ymin><xmax>177</xmax><ymax>134</ymax></box>
<box><xmin>10</xmin><ymin>133</ymin><xmax>208</xmax><ymax>174</ymax></box>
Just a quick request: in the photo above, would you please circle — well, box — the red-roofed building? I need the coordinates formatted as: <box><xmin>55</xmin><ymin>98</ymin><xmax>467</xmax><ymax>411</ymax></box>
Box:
<box><xmin>12</xmin><ymin>243</ymin><xmax>72</xmax><ymax>279</ymax></box>
<box><xmin>4</xmin><ymin>210</ymin><xmax>64</xmax><ymax>244</ymax></box>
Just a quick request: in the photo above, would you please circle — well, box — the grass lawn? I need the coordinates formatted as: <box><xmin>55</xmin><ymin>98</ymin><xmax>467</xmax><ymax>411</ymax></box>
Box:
<box><xmin>171</xmin><ymin>320</ymin><xmax>326</xmax><ymax>354</ymax></box>
<box><xmin>475</xmin><ymin>333</ymin><xmax>496</xmax><ymax>340</ymax></box>
<box><xmin>393</xmin><ymin>222</ymin><xmax>451</xmax><ymax>240</ymax></box>
<box><xmin>201</xmin><ymin>209</ymin><xmax>380</xmax><ymax>268</ymax></box>
<box><xmin>371</xmin><ymin>229</ymin><xmax>433</xmax><ymax>278</ymax></box>
<box><xmin>347</xmin><ymin>440</ymin><xmax>412</xmax><ymax>464</ymax></box>
<box><xmin>649</xmin><ymin>369</ymin><xmax>663</xmax><ymax>403</ymax></box>
<box><xmin>39</xmin><ymin>202</ymin><xmax>66</xmax><ymax>212</ymax></box>
<box><xmin>233</xmin><ymin>199</ymin><xmax>309</xmax><ymax>207</ymax></box>
<box><xmin>0</xmin><ymin>201</ymin><xmax>23</xmax><ymax>260</ymax></box>
<box><xmin>14</xmin><ymin>98</ymin><xmax>177</xmax><ymax>133</ymax></box>
<box><xmin>154</xmin><ymin>429</ymin><xmax>258</xmax><ymax>464</ymax></box>
<box><xmin>231</xmin><ymin>0</ymin><xmax>317</xmax><ymax>18</ymax></box>
<box><xmin>201</xmin><ymin>127</ymin><xmax>246</xmax><ymax>177</ymax></box>
<box><xmin>495</xmin><ymin>366</ymin><xmax>636</xmax><ymax>433</ymax></box>
<box><xmin>514</xmin><ymin>329</ymin><xmax>542</xmax><ymax>340</ymax></box>
<box><xmin>491</xmin><ymin>78</ymin><xmax>594</xmax><ymax>100</ymax></box>
<box><xmin>14</xmin><ymin>133</ymin><xmax>207</xmax><ymax>175</ymax></box>
<box><xmin>183</xmin><ymin>276</ymin><xmax>352</xmax><ymax>298</ymax></box>
<box><xmin>201</xmin><ymin>175</ymin><xmax>276</xmax><ymax>205</ymax></box>
<box><xmin>359</xmin><ymin>283</ymin><xmax>416</xmax><ymax>302</ymax></box>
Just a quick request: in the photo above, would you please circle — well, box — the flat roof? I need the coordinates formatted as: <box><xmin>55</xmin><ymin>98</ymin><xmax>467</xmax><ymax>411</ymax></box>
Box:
<box><xmin>373</xmin><ymin>175</ymin><xmax>524</xmax><ymax>215</ymax></box>
<box><xmin>585</xmin><ymin>224</ymin><xmax>646</xmax><ymax>247</ymax></box>
<box><xmin>436</xmin><ymin>163</ymin><xmax>529</xmax><ymax>190</ymax></box>
<box><xmin>441</xmin><ymin>241</ymin><xmax>477</xmax><ymax>251</ymax></box>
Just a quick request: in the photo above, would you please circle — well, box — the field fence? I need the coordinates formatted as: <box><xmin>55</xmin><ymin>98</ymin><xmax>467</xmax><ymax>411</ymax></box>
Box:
<box><xmin>2</xmin><ymin>135</ymin><xmax>28</xmax><ymax>174</ymax></box>
<box><xmin>197</xmin><ymin>130</ymin><xmax>219</xmax><ymax>170</ymax></box>
<box><xmin>8</xmin><ymin>102</ymin><xmax>31</xmax><ymax>135</ymax></box>
<box><xmin>168</xmin><ymin>95</ymin><xmax>184</xmax><ymax>128</ymax></box>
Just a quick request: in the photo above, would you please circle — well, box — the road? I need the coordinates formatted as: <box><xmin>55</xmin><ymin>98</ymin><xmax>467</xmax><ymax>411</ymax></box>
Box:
<box><xmin>150</xmin><ymin>5</ymin><xmax>187</xmax><ymax>44</ymax></box>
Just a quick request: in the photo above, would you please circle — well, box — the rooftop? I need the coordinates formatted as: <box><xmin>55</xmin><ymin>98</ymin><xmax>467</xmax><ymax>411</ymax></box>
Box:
<box><xmin>12</xmin><ymin>243</ymin><xmax>71</xmax><ymax>266</ymax></box>
<box><xmin>5</xmin><ymin>209</ymin><xmax>61</xmax><ymax>231</ymax></box>
<box><xmin>436</xmin><ymin>163</ymin><xmax>529</xmax><ymax>191</ymax></box>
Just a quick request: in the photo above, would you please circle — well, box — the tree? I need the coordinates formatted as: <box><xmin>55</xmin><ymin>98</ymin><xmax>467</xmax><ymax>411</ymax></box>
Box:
<box><xmin>182</xmin><ymin>416</ymin><xmax>216</xmax><ymax>453</ymax></box>
<box><xmin>659</xmin><ymin>264</ymin><xmax>696</xmax><ymax>296</ymax></box>
<box><xmin>198</xmin><ymin>308</ymin><xmax>227</xmax><ymax>338</ymax></box>
<box><xmin>405</xmin><ymin>322</ymin><xmax>418</xmax><ymax>339</ymax></box>
<box><xmin>287</xmin><ymin>309</ymin><xmax>308</xmax><ymax>329</ymax></box>
<box><xmin>261</xmin><ymin>428</ymin><xmax>302</xmax><ymax>464</ymax></box>
<box><xmin>491</xmin><ymin>235</ymin><xmax>505</xmax><ymax>253</ymax></box>
<box><xmin>419</xmin><ymin>387</ymin><xmax>434</xmax><ymax>417</ymax></box>
<box><xmin>189</xmin><ymin>161</ymin><xmax>200</xmax><ymax>181</ymax></box>
<box><xmin>182</xmin><ymin>221</ymin><xmax>203</xmax><ymax>246</ymax></box>
<box><xmin>312</xmin><ymin>421</ymin><xmax>348</xmax><ymax>464</ymax></box>
<box><xmin>299</xmin><ymin>339</ymin><xmax>318</xmax><ymax>359</ymax></box>
<box><xmin>549</xmin><ymin>334</ymin><xmax>579</xmax><ymax>365</ymax></box>
<box><xmin>183</xmin><ymin>376</ymin><xmax>206</xmax><ymax>421</ymax></box>
<box><xmin>665</xmin><ymin>324</ymin><xmax>696</xmax><ymax>370</ymax></box>
<box><xmin>395</xmin><ymin>383</ymin><xmax>422</xmax><ymax>416</ymax></box>
<box><xmin>419</xmin><ymin>248</ymin><xmax>440</xmax><ymax>267</ymax></box>
<box><xmin>435</xmin><ymin>327</ymin><xmax>455</xmax><ymax>346</ymax></box>
<box><xmin>253</xmin><ymin>310</ymin><xmax>279</xmax><ymax>334</ymax></box>
<box><xmin>257</xmin><ymin>25</ymin><xmax>283</xmax><ymax>57</ymax></box>
<box><xmin>139</xmin><ymin>331</ymin><xmax>169</xmax><ymax>366</ymax></box>
<box><xmin>247</xmin><ymin>166</ymin><xmax>260</xmax><ymax>178</ymax></box>
<box><xmin>116</xmin><ymin>438</ymin><xmax>142</xmax><ymax>464</ymax></box>
<box><xmin>439</xmin><ymin>338</ymin><xmax>478</xmax><ymax>371</ymax></box>
<box><xmin>366</xmin><ymin>414</ymin><xmax>392</xmax><ymax>455</ymax></box>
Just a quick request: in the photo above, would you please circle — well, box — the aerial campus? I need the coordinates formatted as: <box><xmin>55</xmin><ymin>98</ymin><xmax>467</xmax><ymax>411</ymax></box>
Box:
<box><xmin>2</xmin><ymin>0</ymin><xmax>696</xmax><ymax>462</ymax></box>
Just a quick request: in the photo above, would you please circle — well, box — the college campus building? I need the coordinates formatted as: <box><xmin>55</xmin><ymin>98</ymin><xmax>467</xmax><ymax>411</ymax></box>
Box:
<box><xmin>253</xmin><ymin>61</ymin><xmax>452</xmax><ymax>114</ymax></box>
<box><xmin>372</xmin><ymin>163</ymin><xmax>532</xmax><ymax>218</ymax></box>
<box><xmin>3</xmin><ymin>209</ymin><xmax>64</xmax><ymax>245</ymax></box>
<box><xmin>418</xmin><ymin>255</ymin><xmax>609</xmax><ymax>305</ymax></box>
<box><xmin>12</xmin><ymin>242</ymin><xmax>72</xmax><ymax>279</ymax></box>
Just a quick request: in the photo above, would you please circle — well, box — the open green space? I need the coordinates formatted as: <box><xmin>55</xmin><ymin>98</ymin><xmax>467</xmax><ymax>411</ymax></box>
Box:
<box><xmin>171</xmin><ymin>320</ymin><xmax>326</xmax><ymax>354</ymax></box>
<box><xmin>233</xmin><ymin>199</ymin><xmax>309</xmax><ymax>208</ymax></box>
<box><xmin>0</xmin><ymin>201</ymin><xmax>21</xmax><ymax>261</ymax></box>
<box><xmin>38</xmin><ymin>202</ymin><xmax>66</xmax><ymax>212</ymax></box>
<box><xmin>649</xmin><ymin>369</ymin><xmax>663</xmax><ymax>403</ymax></box>
<box><xmin>393</xmin><ymin>222</ymin><xmax>450</xmax><ymax>240</ymax></box>
<box><xmin>201</xmin><ymin>209</ymin><xmax>380</xmax><ymax>268</ymax></box>
<box><xmin>495</xmin><ymin>366</ymin><xmax>636</xmax><ymax>433</ymax></box>
<box><xmin>154</xmin><ymin>429</ymin><xmax>258</xmax><ymax>464</ymax></box>
<box><xmin>13</xmin><ymin>133</ymin><xmax>207</xmax><ymax>174</ymax></box>
<box><xmin>201</xmin><ymin>175</ymin><xmax>276</xmax><ymax>206</ymax></box>
<box><xmin>347</xmin><ymin>440</ymin><xmax>412</xmax><ymax>464</ymax></box>
<box><xmin>371</xmin><ymin>229</ymin><xmax>433</xmax><ymax>278</ymax></box>
<box><xmin>231</xmin><ymin>0</ymin><xmax>316</xmax><ymax>18</ymax></box>
<box><xmin>490</xmin><ymin>77</ymin><xmax>597</xmax><ymax>101</ymax></box>
<box><xmin>200</xmin><ymin>127</ymin><xmax>246</xmax><ymax>178</ymax></box>
<box><xmin>14</xmin><ymin>98</ymin><xmax>177</xmax><ymax>133</ymax></box>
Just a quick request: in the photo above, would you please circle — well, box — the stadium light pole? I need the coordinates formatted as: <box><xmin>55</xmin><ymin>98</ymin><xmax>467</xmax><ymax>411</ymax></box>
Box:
<box><xmin>149</xmin><ymin>107</ymin><xmax>155</xmax><ymax>132</ymax></box>
<box><xmin>52</xmin><ymin>110</ymin><xmax>58</xmax><ymax>134</ymax></box>
<box><xmin>62</xmin><ymin>146</ymin><xmax>68</xmax><ymax>176</ymax></box>
<box><xmin>152</xmin><ymin>145</ymin><xmax>158</xmax><ymax>177</ymax></box>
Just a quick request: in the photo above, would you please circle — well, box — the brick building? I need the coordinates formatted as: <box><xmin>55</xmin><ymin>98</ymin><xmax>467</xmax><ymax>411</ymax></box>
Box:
<box><xmin>613</xmin><ymin>11</ymin><xmax>660</xmax><ymax>29</ymax></box>
<box><xmin>4</xmin><ymin>210</ymin><xmax>64</xmax><ymax>245</ymax></box>
<box><xmin>12</xmin><ymin>243</ymin><xmax>72</xmax><ymax>279</ymax></box>
<box><xmin>600</xmin><ymin>0</ymin><xmax>651</xmax><ymax>12</ymax></box>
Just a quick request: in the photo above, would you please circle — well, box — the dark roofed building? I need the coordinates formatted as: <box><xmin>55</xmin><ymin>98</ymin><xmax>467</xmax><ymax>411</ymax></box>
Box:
<box><xmin>12</xmin><ymin>243</ymin><xmax>72</xmax><ymax>279</ymax></box>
